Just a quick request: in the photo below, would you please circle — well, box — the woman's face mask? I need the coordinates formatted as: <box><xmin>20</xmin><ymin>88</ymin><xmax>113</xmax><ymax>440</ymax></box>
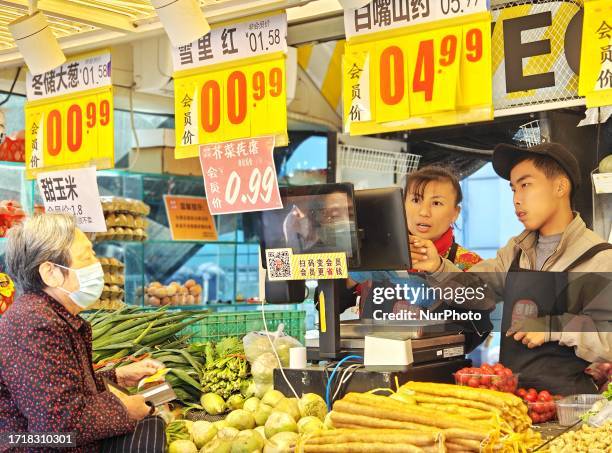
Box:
<box><xmin>53</xmin><ymin>262</ymin><xmax>104</xmax><ymax>309</ymax></box>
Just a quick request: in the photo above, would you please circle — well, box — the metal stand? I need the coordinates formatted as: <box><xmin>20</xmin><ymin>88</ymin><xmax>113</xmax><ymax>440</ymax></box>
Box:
<box><xmin>317</xmin><ymin>279</ymin><xmax>346</xmax><ymax>359</ymax></box>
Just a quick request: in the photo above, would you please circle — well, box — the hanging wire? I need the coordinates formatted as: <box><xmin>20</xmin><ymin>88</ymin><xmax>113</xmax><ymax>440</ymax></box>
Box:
<box><xmin>0</xmin><ymin>67</ymin><xmax>21</xmax><ymax>107</ymax></box>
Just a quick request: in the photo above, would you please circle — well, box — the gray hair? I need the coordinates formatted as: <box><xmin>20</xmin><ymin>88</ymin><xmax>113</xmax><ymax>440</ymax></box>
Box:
<box><xmin>5</xmin><ymin>213</ymin><xmax>76</xmax><ymax>293</ymax></box>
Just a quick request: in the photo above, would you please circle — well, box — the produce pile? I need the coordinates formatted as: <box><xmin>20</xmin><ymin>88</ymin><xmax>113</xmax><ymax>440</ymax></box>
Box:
<box><xmin>91</xmin><ymin>257</ymin><xmax>126</xmax><ymax>310</ymax></box>
<box><xmin>0</xmin><ymin>199</ymin><xmax>25</xmax><ymax>237</ymax></box>
<box><xmin>95</xmin><ymin>196</ymin><xmax>149</xmax><ymax>242</ymax></box>
<box><xmin>321</xmin><ymin>381</ymin><xmax>541</xmax><ymax>452</ymax></box>
<box><xmin>90</xmin><ymin>307</ymin><xmax>256</xmax><ymax>408</ymax></box>
<box><xmin>544</xmin><ymin>420</ymin><xmax>612</xmax><ymax>453</ymax></box>
<box><xmin>90</xmin><ymin>306</ymin><xmax>207</xmax><ymax>366</ymax></box>
<box><xmin>143</xmin><ymin>280</ymin><xmax>203</xmax><ymax>307</ymax></box>
<box><xmin>454</xmin><ymin>362</ymin><xmax>518</xmax><ymax>393</ymax></box>
<box><xmin>166</xmin><ymin>389</ymin><xmax>328</xmax><ymax>453</ymax></box>
<box><xmin>515</xmin><ymin>387</ymin><xmax>558</xmax><ymax>424</ymax></box>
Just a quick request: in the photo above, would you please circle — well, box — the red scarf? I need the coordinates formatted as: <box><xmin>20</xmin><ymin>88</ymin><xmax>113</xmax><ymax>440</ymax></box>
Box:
<box><xmin>434</xmin><ymin>227</ymin><xmax>455</xmax><ymax>256</ymax></box>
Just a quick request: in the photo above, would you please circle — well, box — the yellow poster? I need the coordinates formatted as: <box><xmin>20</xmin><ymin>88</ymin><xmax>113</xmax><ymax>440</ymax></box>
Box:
<box><xmin>163</xmin><ymin>195</ymin><xmax>218</xmax><ymax>241</ymax></box>
<box><xmin>579</xmin><ymin>0</ymin><xmax>612</xmax><ymax>108</ymax></box>
<box><xmin>24</xmin><ymin>49</ymin><xmax>114</xmax><ymax>179</ymax></box>
<box><xmin>344</xmin><ymin>12</ymin><xmax>493</xmax><ymax>136</ymax></box>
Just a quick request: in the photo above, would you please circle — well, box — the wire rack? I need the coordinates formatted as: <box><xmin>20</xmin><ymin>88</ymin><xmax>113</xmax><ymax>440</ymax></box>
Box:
<box><xmin>513</xmin><ymin>120</ymin><xmax>544</xmax><ymax>147</ymax></box>
<box><xmin>337</xmin><ymin>144</ymin><xmax>420</xmax><ymax>176</ymax></box>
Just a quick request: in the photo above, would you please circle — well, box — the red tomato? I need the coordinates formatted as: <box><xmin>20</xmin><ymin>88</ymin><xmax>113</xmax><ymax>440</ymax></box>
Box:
<box><xmin>528</xmin><ymin>388</ymin><xmax>537</xmax><ymax>395</ymax></box>
<box><xmin>468</xmin><ymin>378</ymin><xmax>480</xmax><ymax>388</ymax></box>
<box><xmin>531</xmin><ymin>413</ymin><xmax>540</xmax><ymax>423</ymax></box>
<box><xmin>538</xmin><ymin>390</ymin><xmax>552</xmax><ymax>401</ymax></box>
<box><xmin>480</xmin><ymin>375</ymin><xmax>492</xmax><ymax>386</ymax></box>
<box><xmin>525</xmin><ymin>393</ymin><xmax>537</xmax><ymax>403</ymax></box>
<box><xmin>517</xmin><ymin>389</ymin><xmax>528</xmax><ymax>398</ymax></box>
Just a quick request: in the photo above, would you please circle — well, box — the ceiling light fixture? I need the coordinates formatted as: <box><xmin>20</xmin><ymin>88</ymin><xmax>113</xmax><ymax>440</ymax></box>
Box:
<box><xmin>151</xmin><ymin>0</ymin><xmax>211</xmax><ymax>47</ymax></box>
<box><xmin>8</xmin><ymin>1</ymin><xmax>66</xmax><ymax>75</ymax></box>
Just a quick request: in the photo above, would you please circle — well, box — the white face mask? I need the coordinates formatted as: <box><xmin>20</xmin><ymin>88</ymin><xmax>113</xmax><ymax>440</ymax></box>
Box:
<box><xmin>53</xmin><ymin>262</ymin><xmax>104</xmax><ymax>309</ymax></box>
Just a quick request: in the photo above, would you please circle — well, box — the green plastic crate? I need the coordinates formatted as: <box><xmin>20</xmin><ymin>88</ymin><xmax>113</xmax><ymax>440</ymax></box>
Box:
<box><xmin>183</xmin><ymin>310</ymin><xmax>305</xmax><ymax>344</ymax></box>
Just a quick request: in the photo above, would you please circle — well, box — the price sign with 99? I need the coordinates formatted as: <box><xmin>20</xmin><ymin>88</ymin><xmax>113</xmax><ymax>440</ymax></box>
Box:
<box><xmin>26</xmin><ymin>87</ymin><xmax>114</xmax><ymax>175</ymax></box>
<box><xmin>199</xmin><ymin>136</ymin><xmax>282</xmax><ymax>215</ymax></box>
<box><xmin>376</xmin><ymin>24</ymin><xmax>484</xmax><ymax>120</ymax></box>
<box><xmin>176</xmin><ymin>56</ymin><xmax>287</xmax><ymax>151</ymax></box>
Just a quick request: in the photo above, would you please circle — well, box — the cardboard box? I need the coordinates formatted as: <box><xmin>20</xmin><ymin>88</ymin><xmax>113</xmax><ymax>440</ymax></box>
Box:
<box><xmin>129</xmin><ymin>129</ymin><xmax>201</xmax><ymax>176</ymax></box>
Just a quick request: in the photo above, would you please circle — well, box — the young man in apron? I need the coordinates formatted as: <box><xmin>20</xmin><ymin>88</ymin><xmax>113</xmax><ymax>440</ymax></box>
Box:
<box><xmin>410</xmin><ymin>142</ymin><xmax>612</xmax><ymax>395</ymax></box>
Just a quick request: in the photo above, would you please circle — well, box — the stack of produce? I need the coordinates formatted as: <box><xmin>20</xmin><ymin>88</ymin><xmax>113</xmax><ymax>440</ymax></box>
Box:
<box><xmin>516</xmin><ymin>387</ymin><xmax>558</xmax><ymax>423</ymax></box>
<box><xmin>95</xmin><ymin>197</ymin><xmax>149</xmax><ymax>242</ymax></box>
<box><xmin>89</xmin><ymin>306</ymin><xmax>207</xmax><ymax>368</ymax></box>
<box><xmin>200</xmin><ymin>337</ymin><xmax>249</xmax><ymax>400</ymax></box>
<box><xmin>325</xmin><ymin>382</ymin><xmax>540</xmax><ymax>452</ymax></box>
<box><xmin>0</xmin><ymin>200</ymin><xmax>25</xmax><ymax>237</ymax></box>
<box><xmin>454</xmin><ymin>362</ymin><xmax>518</xmax><ymax>393</ymax></box>
<box><xmin>302</xmin><ymin>429</ymin><xmax>444</xmax><ymax>452</ymax></box>
<box><xmin>545</xmin><ymin>420</ymin><xmax>612</xmax><ymax>452</ymax></box>
<box><xmin>90</xmin><ymin>257</ymin><xmax>126</xmax><ymax>310</ymax></box>
<box><xmin>143</xmin><ymin>280</ymin><xmax>203</xmax><ymax>307</ymax></box>
<box><xmin>168</xmin><ymin>390</ymin><xmax>328</xmax><ymax>453</ymax></box>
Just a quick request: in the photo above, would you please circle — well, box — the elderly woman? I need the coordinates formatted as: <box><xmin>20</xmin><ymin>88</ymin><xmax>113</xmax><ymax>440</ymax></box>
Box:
<box><xmin>0</xmin><ymin>214</ymin><xmax>165</xmax><ymax>452</ymax></box>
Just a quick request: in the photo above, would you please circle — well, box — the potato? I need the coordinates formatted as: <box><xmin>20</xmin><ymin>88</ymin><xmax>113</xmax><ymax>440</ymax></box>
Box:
<box><xmin>186</xmin><ymin>295</ymin><xmax>195</xmax><ymax>305</ymax></box>
<box><xmin>184</xmin><ymin>279</ymin><xmax>196</xmax><ymax>289</ymax></box>
<box><xmin>190</xmin><ymin>284</ymin><xmax>202</xmax><ymax>295</ymax></box>
<box><xmin>179</xmin><ymin>286</ymin><xmax>189</xmax><ymax>295</ymax></box>
<box><xmin>155</xmin><ymin>287</ymin><xmax>168</xmax><ymax>298</ymax></box>
<box><xmin>148</xmin><ymin>296</ymin><xmax>161</xmax><ymax>306</ymax></box>
<box><xmin>149</xmin><ymin>281</ymin><xmax>162</xmax><ymax>288</ymax></box>
<box><xmin>166</xmin><ymin>285</ymin><xmax>177</xmax><ymax>297</ymax></box>
<box><xmin>161</xmin><ymin>297</ymin><xmax>171</xmax><ymax>306</ymax></box>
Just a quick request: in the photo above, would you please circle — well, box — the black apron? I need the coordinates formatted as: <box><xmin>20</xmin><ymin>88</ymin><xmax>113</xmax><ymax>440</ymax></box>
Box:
<box><xmin>500</xmin><ymin>243</ymin><xmax>612</xmax><ymax>395</ymax></box>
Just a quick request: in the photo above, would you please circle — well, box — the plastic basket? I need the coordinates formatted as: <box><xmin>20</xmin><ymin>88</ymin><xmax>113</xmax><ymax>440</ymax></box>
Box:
<box><xmin>182</xmin><ymin>310</ymin><xmax>305</xmax><ymax>344</ymax></box>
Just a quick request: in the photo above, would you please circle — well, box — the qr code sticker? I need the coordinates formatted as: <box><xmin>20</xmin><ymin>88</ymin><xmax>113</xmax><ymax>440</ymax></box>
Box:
<box><xmin>266</xmin><ymin>248</ymin><xmax>293</xmax><ymax>281</ymax></box>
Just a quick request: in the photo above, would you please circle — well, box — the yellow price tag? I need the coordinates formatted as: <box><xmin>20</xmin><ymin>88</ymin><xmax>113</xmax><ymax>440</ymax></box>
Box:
<box><xmin>174</xmin><ymin>54</ymin><xmax>288</xmax><ymax>159</ymax></box>
<box><xmin>345</xmin><ymin>12</ymin><xmax>493</xmax><ymax>135</ymax></box>
<box><xmin>25</xmin><ymin>87</ymin><xmax>114</xmax><ymax>179</ymax></box>
<box><xmin>579</xmin><ymin>0</ymin><xmax>612</xmax><ymax>108</ymax></box>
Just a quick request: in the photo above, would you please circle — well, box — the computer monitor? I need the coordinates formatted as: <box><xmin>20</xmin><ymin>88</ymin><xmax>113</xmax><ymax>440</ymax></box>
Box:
<box><xmin>259</xmin><ymin>183</ymin><xmax>360</xmax><ymax>269</ymax></box>
<box><xmin>353</xmin><ymin>187</ymin><xmax>411</xmax><ymax>271</ymax></box>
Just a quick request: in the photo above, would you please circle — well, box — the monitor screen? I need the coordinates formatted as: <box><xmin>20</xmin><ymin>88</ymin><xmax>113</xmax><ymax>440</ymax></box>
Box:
<box><xmin>260</xmin><ymin>184</ymin><xmax>359</xmax><ymax>268</ymax></box>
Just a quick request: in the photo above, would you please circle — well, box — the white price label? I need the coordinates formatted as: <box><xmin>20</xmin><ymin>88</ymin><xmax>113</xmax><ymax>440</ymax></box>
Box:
<box><xmin>344</xmin><ymin>0</ymin><xmax>488</xmax><ymax>39</ymax></box>
<box><xmin>172</xmin><ymin>13</ymin><xmax>287</xmax><ymax>71</ymax></box>
<box><xmin>36</xmin><ymin>166</ymin><xmax>107</xmax><ymax>233</ymax></box>
<box><xmin>26</xmin><ymin>51</ymin><xmax>112</xmax><ymax>101</ymax></box>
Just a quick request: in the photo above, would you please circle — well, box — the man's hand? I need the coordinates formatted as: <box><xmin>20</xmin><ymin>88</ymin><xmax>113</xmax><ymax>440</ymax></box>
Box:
<box><xmin>507</xmin><ymin>331</ymin><xmax>550</xmax><ymax>349</ymax></box>
<box><xmin>116</xmin><ymin>393</ymin><xmax>152</xmax><ymax>421</ymax></box>
<box><xmin>115</xmin><ymin>359</ymin><xmax>164</xmax><ymax>388</ymax></box>
<box><xmin>409</xmin><ymin>235</ymin><xmax>442</xmax><ymax>273</ymax></box>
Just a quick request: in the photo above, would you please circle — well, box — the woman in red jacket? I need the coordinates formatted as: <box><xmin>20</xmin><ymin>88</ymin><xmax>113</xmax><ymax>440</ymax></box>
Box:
<box><xmin>405</xmin><ymin>166</ymin><xmax>482</xmax><ymax>271</ymax></box>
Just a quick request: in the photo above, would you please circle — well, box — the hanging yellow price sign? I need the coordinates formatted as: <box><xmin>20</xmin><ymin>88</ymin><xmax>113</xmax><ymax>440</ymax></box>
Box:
<box><xmin>173</xmin><ymin>11</ymin><xmax>289</xmax><ymax>159</ymax></box>
<box><xmin>579</xmin><ymin>0</ymin><xmax>612</xmax><ymax>108</ymax></box>
<box><xmin>24</xmin><ymin>50</ymin><xmax>115</xmax><ymax>179</ymax></box>
<box><xmin>343</xmin><ymin>12</ymin><xmax>492</xmax><ymax>135</ymax></box>
<box><xmin>174</xmin><ymin>53</ymin><xmax>287</xmax><ymax>158</ymax></box>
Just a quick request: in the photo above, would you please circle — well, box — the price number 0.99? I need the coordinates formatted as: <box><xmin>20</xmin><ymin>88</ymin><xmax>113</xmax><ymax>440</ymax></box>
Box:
<box><xmin>379</xmin><ymin>28</ymin><xmax>482</xmax><ymax>104</ymax></box>
<box><xmin>225</xmin><ymin>166</ymin><xmax>276</xmax><ymax>206</ymax></box>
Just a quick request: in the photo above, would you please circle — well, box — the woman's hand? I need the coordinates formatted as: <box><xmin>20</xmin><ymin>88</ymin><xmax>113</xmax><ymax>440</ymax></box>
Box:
<box><xmin>409</xmin><ymin>235</ymin><xmax>442</xmax><ymax>273</ymax></box>
<box><xmin>115</xmin><ymin>359</ymin><xmax>164</xmax><ymax>388</ymax></box>
<box><xmin>117</xmin><ymin>394</ymin><xmax>152</xmax><ymax>421</ymax></box>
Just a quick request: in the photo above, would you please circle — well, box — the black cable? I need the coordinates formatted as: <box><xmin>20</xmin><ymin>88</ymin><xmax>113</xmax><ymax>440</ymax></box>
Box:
<box><xmin>0</xmin><ymin>67</ymin><xmax>22</xmax><ymax>107</ymax></box>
